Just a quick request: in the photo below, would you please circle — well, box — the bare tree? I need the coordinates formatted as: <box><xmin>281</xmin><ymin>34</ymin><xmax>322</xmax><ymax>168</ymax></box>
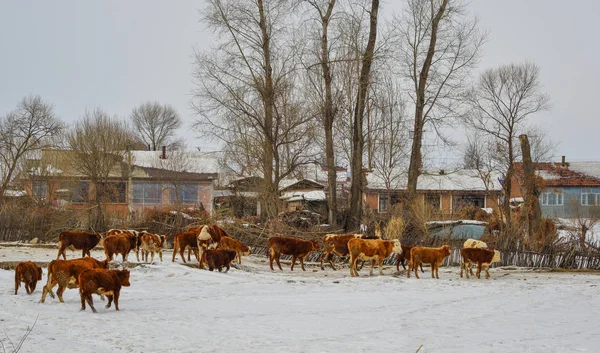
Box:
<box><xmin>464</xmin><ymin>62</ymin><xmax>550</xmax><ymax>228</ymax></box>
<box><xmin>0</xmin><ymin>95</ymin><xmax>64</xmax><ymax>201</ymax></box>
<box><xmin>396</xmin><ymin>0</ymin><xmax>485</xmax><ymax>237</ymax></box>
<box><xmin>66</xmin><ymin>109</ymin><xmax>134</xmax><ymax>230</ymax></box>
<box><xmin>193</xmin><ymin>0</ymin><xmax>317</xmax><ymax>219</ymax></box>
<box><xmin>130</xmin><ymin>102</ymin><xmax>182</xmax><ymax>151</ymax></box>
<box><xmin>345</xmin><ymin>0</ymin><xmax>380</xmax><ymax>231</ymax></box>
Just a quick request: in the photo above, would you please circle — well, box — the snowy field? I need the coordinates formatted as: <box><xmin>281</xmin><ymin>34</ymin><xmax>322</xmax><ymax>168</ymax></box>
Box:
<box><xmin>1</xmin><ymin>244</ymin><xmax>599</xmax><ymax>353</ymax></box>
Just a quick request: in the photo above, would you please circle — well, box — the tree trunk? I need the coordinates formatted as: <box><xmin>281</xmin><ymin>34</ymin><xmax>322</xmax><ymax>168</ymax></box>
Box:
<box><xmin>503</xmin><ymin>137</ymin><xmax>514</xmax><ymax>230</ymax></box>
<box><xmin>320</xmin><ymin>0</ymin><xmax>337</xmax><ymax>227</ymax></box>
<box><xmin>346</xmin><ymin>0</ymin><xmax>379</xmax><ymax>232</ymax></box>
<box><xmin>520</xmin><ymin>134</ymin><xmax>541</xmax><ymax>239</ymax></box>
<box><xmin>258</xmin><ymin>0</ymin><xmax>278</xmax><ymax>220</ymax></box>
<box><xmin>403</xmin><ymin>0</ymin><xmax>448</xmax><ymax>239</ymax></box>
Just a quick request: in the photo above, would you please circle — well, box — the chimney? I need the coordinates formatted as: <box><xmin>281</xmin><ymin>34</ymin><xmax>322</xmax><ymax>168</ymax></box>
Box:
<box><xmin>161</xmin><ymin>146</ymin><xmax>166</xmax><ymax>159</ymax></box>
<box><xmin>561</xmin><ymin>155</ymin><xmax>566</xmax><ymax>167</ymax></box>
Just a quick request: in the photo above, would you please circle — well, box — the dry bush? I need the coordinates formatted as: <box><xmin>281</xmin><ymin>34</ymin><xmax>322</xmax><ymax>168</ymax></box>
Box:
<box><xmin>455</xmin><ymin>205</ymin><xmax>491</xmax><ymax>222</ymax></box>
<box><xmin>384</xmin><ymin>217</ymin><xmax>404</xmax><ymax>240</ymax></box>
<box><xmin>402</xmin><ymin>199</ymin><xmax>429</xmax><ymax>245</ymax></box>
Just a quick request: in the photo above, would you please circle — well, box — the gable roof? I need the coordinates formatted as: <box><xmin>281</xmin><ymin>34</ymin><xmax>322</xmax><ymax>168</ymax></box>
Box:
<box><xmin>514</xmin><ymin>162</ymin><xmax>600</xmax><ymax>187</ymax></box>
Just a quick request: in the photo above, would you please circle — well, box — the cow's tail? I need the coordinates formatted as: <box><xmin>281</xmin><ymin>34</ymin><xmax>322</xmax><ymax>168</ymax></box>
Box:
<box><xmin>14</xmin><ymin>265</ymin><xmax>21</xmax><ymax>294</ymax></box>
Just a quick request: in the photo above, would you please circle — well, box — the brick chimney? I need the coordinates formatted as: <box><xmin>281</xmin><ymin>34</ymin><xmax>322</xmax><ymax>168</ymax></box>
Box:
<box><xmin>160</xmin><ymin>146</ymin><xmax>166</xmax><ymax>159</ymax></box>
<box><xmin>561</xmin><ymin>155</ymin><xmax>566</xmax><ymax>167</ymax></box>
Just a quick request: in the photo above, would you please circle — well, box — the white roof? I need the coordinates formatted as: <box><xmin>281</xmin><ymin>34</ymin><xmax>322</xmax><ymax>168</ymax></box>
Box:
<box><xmin>3</xmin><ymin>190</ymin><xmax>27</xmax><ymax>197</ymax></box>
<box><xmin>130</xmin><ymin>150</ymin><xmax>219</xmax><ymax>174</ymax></box>
<box><xmin>278</xmin><ymin>178</ymin><xmax>324</xmax><ymax>191</ymax></box>
<box><xmin>367</xmin><ymin>169</ymin><xmax>502</xmax><ymax>191</ymax></box>
<box><xmin>568</xmin><ymin>162</ymin><xmax>600</xmax><ymax>179</ymax></box>
<box><xmin>280</xmin><ymin>190</ymin><xmax>326</xmax><ymax>202</ymax></box>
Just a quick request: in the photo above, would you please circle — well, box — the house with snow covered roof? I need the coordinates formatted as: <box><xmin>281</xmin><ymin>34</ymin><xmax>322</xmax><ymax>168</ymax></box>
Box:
<box><xmin>513</xmin><ymin>158</ymin><xmax>600</xmax><ymax>218</ymax></box>
<box><xmin>19</xmin><ymin>148</ymin><xmax>219</xmax><ymax>216</ymax></box>
<box><xmin>364</xmin><ymin>169</ymin><xmax>503</xmax><ymax>216</ymax></box>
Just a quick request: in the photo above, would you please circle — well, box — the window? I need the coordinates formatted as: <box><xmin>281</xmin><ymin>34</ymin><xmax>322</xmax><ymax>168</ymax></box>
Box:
<box><xmin>170</xmin><ymin>184</ymin><xmax>199</xmax><ymax>204</ymax></box>
<box><xmin>541</xmin><ymin>192</ymin><xmax>564</xmax><ymax>206</ymax></box>
<box><xmin>72</xmin><ymin>182</ymin><xmax>90</xmax><ymax>202</ymax></box>
<box><xmin>425</xmin><ymin>194</ymin><xmax>441</xmax><ymax>210</ymax></box>
<box><xmin>98</xmin><ymin>182</ymin><xmax>126</xmax><ymax>203</ymax></box>
<box><xmin>133</xmin><ymin>182</ymin><xmax>162</xmax><ymax>204</ymax></box>
<box><xmin>581</xmin><ymin>192</ymin><xmax>600</xmax><ymax>206</ymax></box>
<box><xmin>453</xmin><ymin>194</ymin><xmax>485</xmax><ymax>211</ymax></box>
<box><xmin>32</xmin><ymin>182</ymin><xmax>47</xmax><ymax>199</ymax></box>
<box><xmin>379</xmin><ymin>193</ymin><xmax>389</xmax><ymax>212</ymax></box>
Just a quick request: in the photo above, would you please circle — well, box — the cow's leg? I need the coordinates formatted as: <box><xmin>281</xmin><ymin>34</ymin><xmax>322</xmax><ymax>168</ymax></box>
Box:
<box><xmin>476</xmin><ymin>262</ymin><xmax>483</xmax><ymax>279</ymax></box>
<box><xmin>113</xmin><ymin>291</ymin><xmax>120</xmax><ymax>311</ymax></box>
<box><xmin>299</xmin><ymin>256</ymin><xmax>306</xmax><ymax>271</ymax></box>
<box><xmin>395</xmin><ymin>254</ymin><xmax>401</xmax><ymax>272</ymax></box>
<box><xmin>328</xmin><ymin>253</ymin><xmax>337</xmax><ymax>271</ymax></box>
<box><xmin>25</xmin><ymin>283</ymin><xmax>32</xmax><ymax>295</ymax></box>
<box><xmin>320</xmin><ymin>251</ymin><xmax>328</xmax><ymax>271</ymax></box>
<box><xmin>14</xmin><ymin>274</ymin><xmax>19</xmax><ymax>295</ymax></box>
<box><xmin>87</xmin><ymin>295</ymin><xmax>97</xmax><ymax>313</ymax></box>
<box><xmin>187</xmin><ymin>247</ymin><xmax>191</xmax><ymax>262</ymax></box>
<box><xmin>151</xmin><ymin>251</ymin><xmax>155</xmax><ymax>263</ymax></box>
<box><xmin>378</xmin><ymin>258</ymin><xmax>384</xmax><ymax>275</ymax></box>
<box><xmin>269</xmin><ymin>247</ymin><xmax>275</xmax><ymax>271</ymax></box>
<box><xmin>460</xmin><ymin>260</ymin><xmax>465</xmax><ymax>278</ymax></box>
<box><xmin>80</xmin><ymin>292</ymin><xmax>87</xmax><ymax>311</ymax></box>
<box><xmin>41</xmin><ymin>274</ymin><xmax>57</xmax><ymax>302</ymax></box>
<box><xmin>420</xmin><ymin>263</ymin><xmax>425</xmax><ymax>273</ymax></box>
<box><xmin>106</xmin><ymin>295</ymin><xmax>113</xmax><ymax>308</ymax></box>
<box><xmin>484</xmin><ymin>264</ymin><xmax>490</xmax><ymax>279</ymax></box>
<box><xmin>180</xmin><ymin>246</ymin><xmax>187</xmax><ymax>264</ymax></box>
<box><xmin>238</xmin><ymin>251</ymin><xmax>242</xmax><ymax>264</ymax></box>
<box><xmin>349</xmin><ymin>256</ymin><xmax>357</xmax><ymax>277</ymax></box>
<box><xmin>57</xmin><ymin>283</ymin><xmax>66</xmax><ymax>303</ymax></box>
<box><xmin>468</xmin><ymin>260</ymin><xmax>475</xmax><ymax>276</ymax></box>
<box><xmin>159</xmin><ymin>250</ymin><xmax>163</xmax><ymax>262</ymax></box>
<box><xmin>225</xmin><ymin>262</ymin><xmax>230</xmax><ymax>273</ymax></box>
<box><xmin>172</xmin><ymin>244</ymin><xmax>177</xmax><ymax>262</ymax></box>
<box><xmin>275</xmin><ymin>252</ymin><xmax>283</xmax><ymax>271</ymax></box>
<box><xmin>290</xmin><ymin>255</ymin><xmax>298</xmax><ymax>271</ymax></box>
<box><xmin>406</xmin><ymin>261</ymin><xmax>411</xmax><ymax>278</ymax></box>
<box><xmin>414</xmin><ymin>261</ymin><xmax>421</xmax><ymax>279</ymax></box>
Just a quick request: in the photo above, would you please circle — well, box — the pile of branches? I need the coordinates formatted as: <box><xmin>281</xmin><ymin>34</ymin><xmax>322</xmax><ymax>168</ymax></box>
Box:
<box><xmin>277</xmin><ymin>210</ymin><xmax>325</xmax><ymax>230</ymax></box>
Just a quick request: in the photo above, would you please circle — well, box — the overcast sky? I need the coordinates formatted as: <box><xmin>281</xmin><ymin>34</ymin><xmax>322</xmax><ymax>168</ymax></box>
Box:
<box><xmin>1</xmin><ymin>0</ymin><xmax>598</xmax><ymax>162</ymax></box>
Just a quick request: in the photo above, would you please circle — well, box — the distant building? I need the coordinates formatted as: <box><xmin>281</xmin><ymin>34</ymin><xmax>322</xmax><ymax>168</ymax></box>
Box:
<box><xmin>513</xmin><ymin>159</ymin><xmax>600</xmax><ymax>218</ymax></box>
<box><xmin>19</xmin><ymin>149</ymin><xmax>219</xmax><ymax>217</ymax></box>
<box><xmin>364</xmin><ymin>169</ymin><xmax>503</xmax><ymax>216</ymax></box>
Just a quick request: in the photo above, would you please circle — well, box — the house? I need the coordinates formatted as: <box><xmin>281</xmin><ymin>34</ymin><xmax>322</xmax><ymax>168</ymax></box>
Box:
<box><xmin>214</xmin><ymin>176</ymin><xmax>327</xmax><ymax>216</ymax></box>
<box><xmin>20</xmin><ymin>149</ymin><xmax>219</xmax><ymax>217</ymax></box>
<box><xmin>513</xmin><ymin>158</ymin><xmax>600</xmax><ymax>218</ymax></box>
<box><xmin>364</xmin><ymin>169</ymin><xmax>503</xmax><ymax>216</ymax></box>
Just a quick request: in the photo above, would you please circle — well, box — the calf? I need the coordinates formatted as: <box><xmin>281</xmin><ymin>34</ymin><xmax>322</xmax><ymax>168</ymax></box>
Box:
<box><xmin>217</xmin><ymin>236</ymin><xmax>251</xmax><ymax>264</ymax></box>
<box><xmin>14</xmin><ymin>261</ymin><xmax>43</xmax><ymax>295</ymax></box>
<box><xmin>462</xmin><ymin>239</ymin><xmax>501</xmax><ymax>275</ymax></box>
<box><xmin>41</xmin><ymin>257</ymin><xmax>109</xmax><ymax>303</ymax></box>
<box><xmin>103</xmin><ymin>233</ymin><xmax>137</xmax><ymax>262</ymax></box>
<box><xmin>347</xmin><ymin>238</ymin><xmax>402</xmax><ymax>277</ymax></box>
<box><xmin>408</xmin><ymin>245</ymin><xmax>451</xmax><ymax>279</ymax></box>
<box><xmin>460</xmin><ymin>247</ymin><xmax>498</xmax><ymax>279</ymax></box>
<box><xmin>172</xmin><ymin>231</ymin><xmax>199</xmax><ymax>263</ymax></box>
<box><xmin>320</xmin><ymin>233</ymin><xmax>363</xmax><ymax>271</ymax></box>
<box><xmin>56</xmin><ymin>231</ymin><xmax>101</xmax><ymax>260</ymax></box>
<box><xmin>203</xmin><ymin>249</ymin><xmax>237</xmax><ymax>272</ymax></box>
<box><xmin>79</xmin><ymin>269</ymin><xmax>131</xmax><ymax>313</ymax></box>
<box><xmin>268</xmin><ymin>236</ymin><xmax>320</xmax><ymax>271</ymax></box>
<box><xmin>395</xmin><ymin>244</ymin><xmax>424</xmax><ymax>273</ymax></box>
<box><xmin>140</xmin><ymin>232</ymin><xmax>167</xmax><ymax>262</ymax></box>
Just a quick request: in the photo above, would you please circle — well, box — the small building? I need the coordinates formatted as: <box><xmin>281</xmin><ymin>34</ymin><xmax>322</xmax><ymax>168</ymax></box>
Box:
<box><xmin>20</xmin><ymin>149</ymin><xmax>219</xmax><ymax>217</ymax></box>
<box><xmin>513</xmin><ymin>160</ymin><xmax>600</xmax><ymax>219</ymax></box>
<box><xmin>364</xmin><ymin>169</ymin><xmax>503</xmax><ymax>216</ymax></box>
<box><xmin>279</xmin><ymin>178</ymin><xmax>327</xmax><ymax>214</ymax></box>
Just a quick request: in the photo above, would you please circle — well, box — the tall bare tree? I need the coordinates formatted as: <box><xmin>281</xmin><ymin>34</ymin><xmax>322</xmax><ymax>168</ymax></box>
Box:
<box><xmin>396</xmin><ymin>0</ymin><xmax>484</xmax><ymax>238</ymax></box>
<box><xmin>193</xmin><ymin>0</ymin><xmax>317</xmax><ymax>219</ymax></box>
<box><xmin>464</xmin><ymin>62</ymin><xmax>550</xmax><ymax>228</ymax></box>
<box><xmin>66</xmin><ymin>109</ymin><xmax>134</xmax><ymax>230</ymax></box>
<box><xmin>345</xmin><ymin>0</ymin><xmax>380</xmax><ymax>231</ymax></box>
<box><xmin>130</xmin><ymin>101</ymin><xmax>182</xmax><ymax>151</ymax></box>
<box><xmin>0</xmin><ymin>95</ymin><xmax>64</xmax><ymax>201</ymax></box>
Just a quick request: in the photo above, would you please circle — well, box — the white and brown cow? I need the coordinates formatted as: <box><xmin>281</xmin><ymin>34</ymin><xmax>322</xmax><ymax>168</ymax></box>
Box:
<box><xmin>347</xmin><ymin>238</ymin><xmax>402</xmax><ymax>277</ymax></box>
<box><xmin>140</xmin><ymin>232</ymin><xmax>167</xmax><ymax>262</ymax></box>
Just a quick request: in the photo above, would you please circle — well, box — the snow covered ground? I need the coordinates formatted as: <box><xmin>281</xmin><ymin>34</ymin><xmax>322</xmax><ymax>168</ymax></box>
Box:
<box><xmin>1</xmin><ymin>244</ymin><xmax>599</xmax><ymax>353</ymax></box>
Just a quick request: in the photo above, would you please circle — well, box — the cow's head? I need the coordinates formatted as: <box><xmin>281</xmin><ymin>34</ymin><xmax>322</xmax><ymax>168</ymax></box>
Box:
<box><xmin>492</xmin><ymin>250</ymin><xmax>501</xmax><ymax>263</ymax></box>
<box><xmin>117</xmin><ymin>270</ymin><xmax>131</xmax><ymax>287</ymax></box>
<box><xmin>442</xmin><ymin>245</ymin><xmax>451</xmax><ymax>256</ymax></box>
<box><xmin>310</xmin><ymin>240</ymin><xmax>320</xmax><ymax>251</ymax></box>
<box><xmin>391</xmin><ymin>239</ymin><xmax>403</xmax><ymax>254</ymax></box>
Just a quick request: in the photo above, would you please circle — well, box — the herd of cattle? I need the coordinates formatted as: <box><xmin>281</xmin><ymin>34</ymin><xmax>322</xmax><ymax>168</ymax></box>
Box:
<box><xmin>11</xmin><ymin>225</ymin><xmax>502</xmax><ymax>313</ymax></box>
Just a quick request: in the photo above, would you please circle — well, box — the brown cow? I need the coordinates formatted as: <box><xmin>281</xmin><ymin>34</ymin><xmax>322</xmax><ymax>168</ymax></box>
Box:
<box><xmin>217</xmin><ymin>236</ymin><xmax>251</xmax><ymax>264</ymax></box>
<box><xmin>56</xmin><ymin>231</ymin><xmax>101</xmax><ymax>260</ymax></box>
<box><xmin>268</xmin><ymin>236</ymin><xmax>320</xmax><ymax>271</ymax></box>
<box><xmin>172</xmin><ymin>231</ymin><xmax>200</xmax><ymax>263</ymax></box>
<box><xmin>203</xmin><ymin>249</ymin><xmax>237</xmax><ymax>272</ymax></box>
<box><xmin>347</xmin><ymin>238</ymin><xmax>402</xmax><ymax>277</ymax></box>
<box><xmin>106</xmin><ymin>229</ymin><xmax>142</xmax><ymax>261</ymax></box>
<box><xmin>320</xmin><ymin>233</ymin><xmax>363</xmax><ymax>271</ymax></box>
<box><xmin>395</xmin><ymin>244</ymin><xmax>424</xmax><ymax>273</ymax></box>
<box><xmin>460</xmin><ymin>247</ymin><xmax>495</xmax><ymax>279</ymax></box>
<box><xmin>408</xmin><ymin>245</ymin><xmax>451</xmax><ymax>279</ymax></box>
<box><xmin>103</xmin><ymin>233</ymin><xmax>137</xmax><ymax>262</ymax></box>
<box><xmin>79</xmin><ymin>269</ymin><xmax>131</xmax><ymax>313</ymax></box>
<box><xmin>140</xmin><ymin>232</ymin><xmax>167</xmax><ymax>262</ymax></box>
<box><xmin>41</xmin><ymin>257</ymin><xmax>109</xmax><ymax>303</ymax></box>
<box><xmin>14</xmin><ymin>261</ymin><xmax>43</xmax><ymax>295</ymax></box>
